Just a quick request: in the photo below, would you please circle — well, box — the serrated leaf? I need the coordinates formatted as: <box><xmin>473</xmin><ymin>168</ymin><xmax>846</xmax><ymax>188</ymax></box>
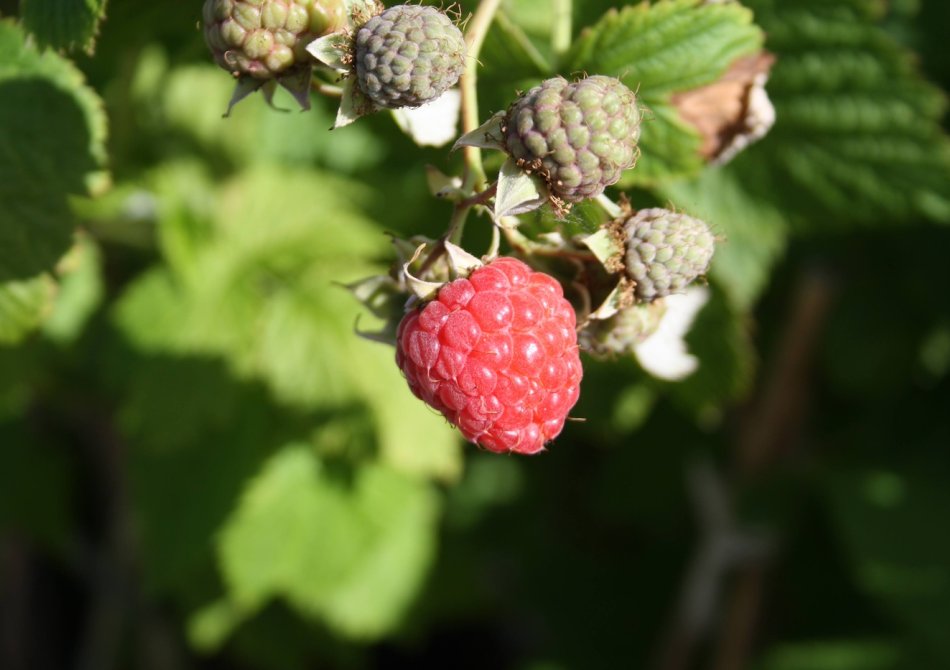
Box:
<box><xmin>19</xmin><ymin>0</ymin><xmax>108</xmax><ymax>54</ymax></box>
<box><xmin>566</xmin><ymin>0</ymin><xmax>764</xmax><ymax>96</ymax></box>
<box><xmin>0</xmin><ymin>274</ymin><xmax>55</xmax><ymax>345</ymax></box>
<box><xmin>217</xmin><ymin>444</ymin><xmax>438</xmax><ymax>640</ymax></box>
<box><xmin>662</xmin><ymin>167</ymin><xmax>788</xmax><ymax>310</ymax></box>
<box><xmin>738</xmin><ymin>0</ymin><xmax>950</xmax><ymax>224</ymax></box>
<box><xmin>0</xmin><ymin>20</ymin><xmax>108</xmax><ymax>281</ymax></box>
<box><xmin>567</xmin><ymin>1</ymin><xmax>762</xmax><ymax>185</ymax></box>
<box><xmin>114</xmin><ymin>164</ymin><xmax>460</xmax><ymax>479</ymax></box>
<box><xmin>478</xmin><ymin>8</ymin><xmax>552</xmax><ymax>83</ymax></box>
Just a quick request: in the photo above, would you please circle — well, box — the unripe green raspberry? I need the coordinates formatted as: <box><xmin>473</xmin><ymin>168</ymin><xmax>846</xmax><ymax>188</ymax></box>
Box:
<box><xmin>203</xmin><ymin>0</ymin><xmax>345</xmax><ymax>79</ymax></box>
<box><xmin>503</xmin><ymin>76</ymin><xmax>641</xmax><ymax>203</ymax></box>
<box><xmin>622</xmin><ymin>208</ymin><xmax>715</xmax><ymax>302</ymax></box>
<box><xmin>579</xmin><ymin>301</ymin><xmax>667</xmax><ymax>358</ymax></box>
<box><xmin>354</xmin><ymin>5</ymin><xmax>466</xmax><ymax>109</ymax></box>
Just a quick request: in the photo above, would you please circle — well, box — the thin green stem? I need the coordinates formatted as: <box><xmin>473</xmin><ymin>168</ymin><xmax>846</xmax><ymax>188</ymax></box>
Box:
<box><xmin>417</xmin><ymin>0</ymin><xmax>504</xmax><ymax>265</ymax></box>
<box><xmin>309</xmin><ymin>79</ymin><xmax>343</xmax><ymax>98</ymax></box>
<box><xmin>460</xmin><ymin>0</ymin><xmax>503</xmax><ymax>193</ymax></box>
<box><xmin>551</xmin><ymin>0</ymin><xmax>572</xmax><ymax>58</ymax></box>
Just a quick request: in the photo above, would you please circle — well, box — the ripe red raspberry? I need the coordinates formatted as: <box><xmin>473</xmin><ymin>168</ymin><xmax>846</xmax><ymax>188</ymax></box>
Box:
<box><xmin>396</xmin><ymin>258</ymin><xmax>583</xmax><ymax>455</ymax></box>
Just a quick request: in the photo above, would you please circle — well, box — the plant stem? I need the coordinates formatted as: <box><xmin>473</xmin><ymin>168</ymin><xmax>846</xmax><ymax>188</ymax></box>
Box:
<box><xmin>310</xmin><ymin>80</ymin><xmax>343</xmax><ymax>98</ymax></box>
<box><xmin>460</xmin><ymin>0</ymin><xmax>503</xmax><ymax>193</ymax></box>
<box><xmin>552</xmin><ymin>0</ymin><xmax>572</xmax><ymax>58</ymax></box>
<box><xmin>423</xmin><ymin>0</ymin><xmax>503</xmax><ymax>261</ymax></box>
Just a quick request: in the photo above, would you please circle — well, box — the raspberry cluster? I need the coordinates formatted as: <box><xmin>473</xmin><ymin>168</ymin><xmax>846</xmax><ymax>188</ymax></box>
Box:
<box><xmin>354</xmin><ymin>4</ymin><xmax>466</xmax><ymax>109</ymax></box>
<box><xmin>623</xmin><ymin>208</ymin><xmax>715</xmax><ymax>302</ymax></box>
<box><xmin>203</xmin><ymin>0</ymin><xmax>344</xmax><ymax>79</ymax></box>
<box><xmin>396</xmin><ymin>258</ymin><xmax>582</xmax><ymax>455</ymax></box>
<box><xmin>503</xmin><ymin>76</ymin><xmax>641</xmax><ymax>203</ymax></box>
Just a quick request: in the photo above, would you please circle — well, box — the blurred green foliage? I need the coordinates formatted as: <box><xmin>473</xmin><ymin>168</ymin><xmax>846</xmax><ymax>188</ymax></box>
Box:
<box><xmin>1</xmin><ymin>0</ymin><xmax>949</xmax><ymax>669</ymax></box>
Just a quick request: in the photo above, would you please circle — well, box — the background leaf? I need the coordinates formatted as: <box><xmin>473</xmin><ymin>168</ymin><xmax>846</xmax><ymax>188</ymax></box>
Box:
<box><xmin>216</xmin><ymin>444</ymin><xmax>438</xmax><ymax>641</ymax></box>
<box><xmin>0</xmin><ymin>274</ymin><xmax>55</xmax><ymax>345</ymax></box>
<box><xmin>19</xmin><ymin>0</ymin><xmax>109</xmax><ymax>54</ymax></box>
<box><xmin>738</xmin><ymin>0</ymin><xmax>950</xmax><ymax>225</ymax></box>
<box><xmin>0</xmin><ymin>20</ymin><xmax>108</xmax><ymax>282</ymax></box>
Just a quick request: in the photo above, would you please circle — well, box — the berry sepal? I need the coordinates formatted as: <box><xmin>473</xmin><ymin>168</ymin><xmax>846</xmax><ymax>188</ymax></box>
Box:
<box><xmin>453</xmin><ymin>112</ymin><xmax>506</xmax><ymax>153</ymax></box>
<box><xmin>494</xmin><ymin>158</ymin><xmax>547</xmax><ymax>221</ymax></box>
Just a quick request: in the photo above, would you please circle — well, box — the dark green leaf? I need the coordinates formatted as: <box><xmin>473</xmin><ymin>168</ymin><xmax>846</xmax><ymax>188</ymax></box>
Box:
<box><xmin>739</xmin><ymin>0</ymin><xmax>950</xmax><ymax>224</ymax></box>
<box><xmin>20</xmin><ymin>0</ymin><xmax>108</xmax><ymax>54</ymax></box>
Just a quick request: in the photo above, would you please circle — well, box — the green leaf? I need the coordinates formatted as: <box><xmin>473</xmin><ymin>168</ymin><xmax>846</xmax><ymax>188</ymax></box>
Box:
<box><xmin>0</xmin><ymin>274</ymin><xmax>55</xmax><ymax>345</ymax></box>
<box><xmin>739</xmin><ymin>0</ymin><xmax>950</xmax><ymax>224</ymax></box>
<box><xmin>19</xmin><ymin>0</ymin><xmax>109</xmax><ymax>54</ymax></box>
<box><xmin>566</xmin><ymin>0</ymin><xmax>763</xmax><ymax>185</ymax></box>
<box><xmin>827</xmin><ymin>466</ymin><xmax>950</xmax><ymax>659</ymax></box>
<box><xmin>755</xmin><ymin>639</ymin><xmax>902</xmax><ymax>670</ymax></box>
<box><xmin>631</xmin><ymin>101</ymin><xmax>704</xmax><ymax>186</ymax></box>
<box><xmin>42</xmin><ymin>237</ymin><xmax>104</xmax><ymax>344</ymax></box>
<box><xmin>0</xmin><ymin>20</ymin><xmax>108</xmax><ymax>281</ymax></box>
<box><xmin>216</xmin><ymin>444</ymin><xmax>438</xmax><ymax>641</ymax></box>
<box><xmin>662</xmin><ymin>167</ymin><xmax>788</xmax><ymax>310</ymax></box>
<box><xmin>566</xmin><ymin>0</ymin><xmax>763</xmax><ymax>95</ymax></box>
<box><xmin>114</xmin><ymin>163</ymin><xmax>461</xmax><ymax>479</ymax></box>
<box><xmin>133</xmin><ymin>54</ymin><xmax>384</xmax><ymax>173</ymax></box>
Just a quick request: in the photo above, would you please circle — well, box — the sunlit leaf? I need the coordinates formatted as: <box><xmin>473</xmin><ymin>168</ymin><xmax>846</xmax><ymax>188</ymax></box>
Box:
<box><xmin>0</xmin><ymin>20</ymin><xmax>108</xmax><ymax>281</ymax></box>
<box><xmin>217</xmin><ymin>444</ymin><xmax>439</xmax><ymax>640</ymax></box>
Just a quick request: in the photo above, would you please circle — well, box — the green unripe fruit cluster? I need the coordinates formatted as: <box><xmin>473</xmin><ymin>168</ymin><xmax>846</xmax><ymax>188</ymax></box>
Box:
<box><xmin>622</xmin><ymin>208</ymin><xmax>715</xmax><ymax>302</ymax></box>
<box><xmin>354</xmin><ymin>5</ymin><xmax>466</xmax><ymax>109</ymax></box>
<box><xmin>203</xmin><ymin>0</ymin><xmax>345</xmax><ymax>79</ymax></box>
<box><xmin>503</xmin><ymin>76</ymin><xmax>641</xmax><ymax>203</ymax></box>
<box><xmin>579</xmin><ymin>302</ymin><xmax>668</xmax><ymax>358</ymax></box>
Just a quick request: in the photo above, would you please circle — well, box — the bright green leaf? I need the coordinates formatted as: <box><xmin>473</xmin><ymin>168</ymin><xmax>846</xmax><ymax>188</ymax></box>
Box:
<box><xmin>20</xmin><ymin>0</ymin><xmax>109</xmax><ymax>54</ymax></box>
<box><xmin>42</xmin><ymin>237</ymin><xmax>104</xmax><ymax>344</ymax></box>
<box><xmin>138</xmin><ymin>55</ymin><xmax>384</xmax><ymax>172</ymax></box>
<box><xmin>217</xmin><ymin>444</ymin><xmax>438</xmax><ymax>641</ymax></box>
<box><xmin>114</xmin><ymin>163</ymin><xmax>460</xmax><ymax>479</ymax></box>
<box><xmin>0</xmin><ymin>274</ymin><xmax>55</xmax><ymax>345</ymax></box>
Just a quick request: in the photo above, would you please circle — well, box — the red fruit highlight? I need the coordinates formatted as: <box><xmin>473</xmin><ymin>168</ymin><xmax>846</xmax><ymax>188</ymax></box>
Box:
<box><xmin>396</xmin><ymin>258</ymin><xmax>583</xmax><ymax>455</ymax></box>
